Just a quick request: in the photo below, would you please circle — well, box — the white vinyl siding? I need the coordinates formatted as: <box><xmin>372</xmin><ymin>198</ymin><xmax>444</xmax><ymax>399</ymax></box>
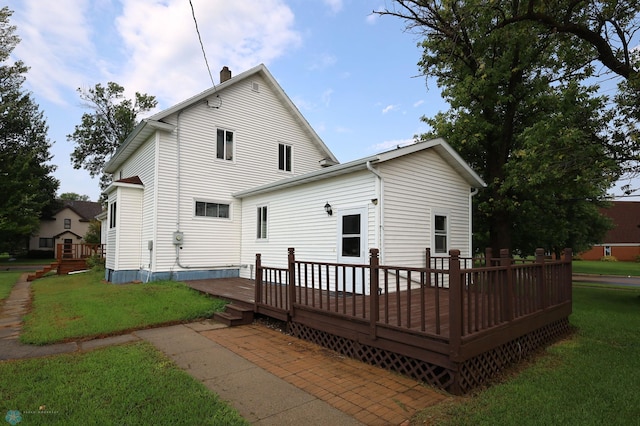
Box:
<box><xmin>239</xmin><ymin>171</ymin><xmax>376</xmax><ymax>275</ymax></box>
<box><xmin>146</xmin><ymin>72</ymin><xmax>329</xmax><ymax>271</ymax></box>
<box><xmin>379</xmin><ymin>149</ymin><xmax>472</xmax><ymax>266</ymax></box>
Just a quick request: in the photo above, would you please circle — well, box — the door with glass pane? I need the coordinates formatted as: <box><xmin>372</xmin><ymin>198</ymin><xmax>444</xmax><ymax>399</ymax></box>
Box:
<box><xmin>337</xmin><ymin>207</ymin><xmax>367</xmax><ymax>293</ymax></box>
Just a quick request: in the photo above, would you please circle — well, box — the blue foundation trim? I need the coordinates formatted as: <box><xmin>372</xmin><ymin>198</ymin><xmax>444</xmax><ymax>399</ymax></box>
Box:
<box><xmin>105</xmin><ymin>268</ymin><xmax>240</xmax><ymax>284</ymax></box>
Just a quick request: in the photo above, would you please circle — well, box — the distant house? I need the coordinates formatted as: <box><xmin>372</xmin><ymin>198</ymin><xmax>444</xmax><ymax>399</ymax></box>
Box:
<box><xmin>101</xmin><ymin>64</ymin><xmax>485</xmax><ymax>284</ymax></box>
<box><xmin>29</xmin><ymin>200</ymin><xmax>103</xmax><ymax>255</ymax></box>
<box><xmin>581</xmin><ymin>201</ymin><xmax>640</xmax><ymax>261</ymax></box>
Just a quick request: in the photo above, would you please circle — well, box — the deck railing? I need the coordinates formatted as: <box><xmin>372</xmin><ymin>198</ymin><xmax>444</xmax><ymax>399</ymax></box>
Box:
<box><xmin>255</xmin><ymin>247</ymin><xmax>572</xmax><ymax>362</ymax></box>
<box><xmin>56</xmin><ymin>243</ymin><xmax>106</xmax><ymax>260</ymax></box>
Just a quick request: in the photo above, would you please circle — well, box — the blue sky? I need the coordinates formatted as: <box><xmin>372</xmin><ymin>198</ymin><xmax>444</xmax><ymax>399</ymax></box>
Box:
<box><xmin>10</xmin><ymin>0</ymin><xmax>441</xmax><ymax>201</ymax></box>
<box><xmin>9</xmin><ymin>0</ymin><xmax>638</xmax><ymax>201</ymax></box>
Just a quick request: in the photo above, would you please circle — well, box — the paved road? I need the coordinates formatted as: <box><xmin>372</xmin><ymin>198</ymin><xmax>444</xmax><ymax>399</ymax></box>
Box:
<box><xmin>573</xmin><ymin>274</ymin><xmax>640</xmax><ymax>288</ymax></box>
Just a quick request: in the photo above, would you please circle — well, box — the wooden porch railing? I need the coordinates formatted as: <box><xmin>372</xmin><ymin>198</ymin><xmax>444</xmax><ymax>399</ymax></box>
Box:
<box><xmin>255</xmin><ymin>246</ymin><xmax>572</xmax><ymax>363</ymax></box>
<box><xmin>56</xmin><ymin>243</ymin><xmax>106</xmax><ymax>260</ymax></box>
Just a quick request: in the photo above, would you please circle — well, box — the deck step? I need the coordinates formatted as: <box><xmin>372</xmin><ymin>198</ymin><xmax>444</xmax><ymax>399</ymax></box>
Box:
<box><xmin>214</xmin><ymin>303</ymin><xmax>254</xmax><ymax>326</ymax></box>
<box><xmin>27</xmin><ymin>262</ymin><xmax>59</xmax><ymax>281</ymax></box>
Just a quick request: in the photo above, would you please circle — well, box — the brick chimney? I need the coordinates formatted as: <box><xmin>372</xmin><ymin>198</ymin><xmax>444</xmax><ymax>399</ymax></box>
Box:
<box><xmin>220</xmin><ymin>66</ymin><xmax>231</xmax><ymax>83</ymax></box>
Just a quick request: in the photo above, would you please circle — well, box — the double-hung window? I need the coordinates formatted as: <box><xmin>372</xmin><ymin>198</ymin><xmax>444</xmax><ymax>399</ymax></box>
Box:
<box><xmin>434</xmin><ymin>214</ymin><xmax>448</xmax><ymax>254</ymax></box>
<box><xmin>195</xmin><ymin>201</ymin><xmax>230</xmax><ymax>218</ymax></box>
<box><xmin>39</xmin><ymin>238</ymin><xmax>54</xmax><ymax>248</ymax></box>
<box><xmin>257</xmin><ymin>206</ymin><xmax>268</xmax><ymax>239</ymax></box>
<box><xmin>216</xmin><ymin>129</ymin><xmax>234</xmax><ymax>161</ymax></box>
<box><xmin>278</xmin><ymin>143</ymin><xmax>292</xmax><ymax>172</ymax></box>
<box><xmin>64</xmin><ymin>218</ymin><xmax>71</xmax><ymax>229</ymax></box>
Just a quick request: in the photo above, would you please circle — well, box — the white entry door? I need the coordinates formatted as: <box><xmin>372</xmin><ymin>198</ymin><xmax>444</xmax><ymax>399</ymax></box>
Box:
<box><xmin>337</xmin><ymin>207</ymin><xmax>367</xmax><ymax>293</ymax></box>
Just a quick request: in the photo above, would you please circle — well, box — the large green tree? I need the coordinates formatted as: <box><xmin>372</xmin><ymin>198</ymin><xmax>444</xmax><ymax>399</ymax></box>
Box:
<box><xmin>379</xmin><ymin>1</ymin><xmax>622</xmax><ymax>255</ymax></box>
<box><xmin>68</xmin><ymin>82</ymin><xmax>157</xmax><ymax>191</ymax></box>
<box><xmin>0</xmin><ymin>7</ymin><xmax>58</xmax><ymax>253</ymax></box>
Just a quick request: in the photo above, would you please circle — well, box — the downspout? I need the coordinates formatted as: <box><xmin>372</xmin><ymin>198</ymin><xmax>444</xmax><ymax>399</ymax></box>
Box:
<box><xmin>366</xmin><ymin>161</ymin><xmax>384</xmax><ymax>263</ymax></box>
<box><xmin>469</xmin><ymin>187</ymin><xmax>479</xmax><ymax>256</ymax></box>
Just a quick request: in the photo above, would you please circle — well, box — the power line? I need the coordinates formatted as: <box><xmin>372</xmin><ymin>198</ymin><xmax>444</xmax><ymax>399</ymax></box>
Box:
<box><xmin>189</xmin><ymin>0</ymin><xmax>215</xmax><ymax>88</ymax></box>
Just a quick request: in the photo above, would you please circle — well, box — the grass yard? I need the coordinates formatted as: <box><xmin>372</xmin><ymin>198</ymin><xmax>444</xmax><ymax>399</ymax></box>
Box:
<box><xmin>21</xmin><ymin>270</ymin><xmax>226</xmax><ymax>345</ymax></box>
<box><xmin>0</xmin><ymin>271</ymin><xmax>23</xmax><ymax>303</ymax></box>
<box><xmin>411</xmin><ymin>284</ymin><xmax>640</xmax><ymax>425</ymax></box>
<box><xmin>0</xmin><ymin>342</ymin><xmax>248</xmax><ymax>425</ymax></box>
<box><xmin>572</xmin><ymin>260</ymin><xmax>640</xmax><ymax>276</ymax></box>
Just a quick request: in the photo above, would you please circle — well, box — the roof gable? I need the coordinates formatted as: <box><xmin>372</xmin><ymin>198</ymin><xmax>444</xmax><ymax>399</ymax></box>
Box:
<box><xmin>104</xmin><ymin>64</ymin><xmax>337</xmax><ymax>173</ymax></box>
<box><xmin>55</xmin><ymin>201</ymin><xmax>103</xmax><ymax>222</ymax></box>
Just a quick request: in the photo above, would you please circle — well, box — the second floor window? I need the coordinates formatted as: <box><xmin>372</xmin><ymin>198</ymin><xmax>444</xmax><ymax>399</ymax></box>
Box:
<box><xmin>109</xmin><ymin>202</ymin><xmax>117</xmax><ymax>229</ymax></box>
<box><xmin>278</xmin><ymin>143</ymin><xmax>292</xmax><ymax>172</ymax></box>
<box><xmin>64</xmin><ymin>218</ymin><xmax>71</xmax><ymax>229</ymax></box>
<box><xmin>216</xmin><ymin>129</ymin><xmax>234</xmax><ymax>161</ymax></box>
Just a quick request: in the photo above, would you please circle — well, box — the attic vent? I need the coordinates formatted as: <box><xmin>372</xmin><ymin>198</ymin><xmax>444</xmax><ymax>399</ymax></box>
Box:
<box><xmin>251</xmin><ymin>82</ymin><xmax>260</xmax><ymax>92</ymax></box>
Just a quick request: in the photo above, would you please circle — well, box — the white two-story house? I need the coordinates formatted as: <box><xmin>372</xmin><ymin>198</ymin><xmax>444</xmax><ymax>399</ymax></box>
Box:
<box><xmin>102</xmin><ymin>64</ymin><xmax>485</xmax><ymax>284</ymax></box>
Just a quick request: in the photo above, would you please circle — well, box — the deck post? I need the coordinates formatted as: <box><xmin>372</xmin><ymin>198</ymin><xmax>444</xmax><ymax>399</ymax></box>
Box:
<box><xmin>288</xmin><ymin>248</ymin><xmax>296</xmax><ymax>316</ymax></box>
<box><xmin>255</xmin><ymin>253</ymin><xmax>262</xmax><ymax>309</ymax></box>
<box><xmin>425</xmin><ymin>248</ymin><xmax>432</xmax><ymax>287</ymax></box>
<box><xmin>500</xmin><ymin>249</ymin><xmax>514</xmax><ymax>322</ymax></box>
<box><xmin>448</xmin><ymin>249</ymin><xmax>462</xmax><ymax>361</ymax></box>
<box><xmin>369</xmin><ymin>248</ymin><xmax>380</xmax><ymax>340</ymax></box>
<box><xmin>485</xmin><ymin>247</ymin><xmax>493</xmax><ymax>267</ymax></box>
<box><xmin>535</xmin><ymin>248</ymin><xmax>547</xmax><ymax>309</ymax></box>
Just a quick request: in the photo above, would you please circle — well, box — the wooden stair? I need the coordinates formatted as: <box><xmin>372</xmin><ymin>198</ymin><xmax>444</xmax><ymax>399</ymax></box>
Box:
<box><xmin>214</xmin><ymin>303</ymin><xmax>254</xmax><ymax>326</ymax></box>
<box><xmin>27</xmin><ymin>262</ymin><xmax>59</xmax><ymax>281</ymax></box>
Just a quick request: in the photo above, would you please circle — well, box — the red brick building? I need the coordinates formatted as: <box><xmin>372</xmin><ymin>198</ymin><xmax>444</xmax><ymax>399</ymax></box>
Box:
<box><xmin>581</xmin><ymin>201</ymin><xmax>640</xmax><ymax>261</ymax></box>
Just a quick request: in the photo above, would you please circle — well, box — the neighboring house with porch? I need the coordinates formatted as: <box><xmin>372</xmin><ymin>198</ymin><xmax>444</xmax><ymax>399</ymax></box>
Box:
<box><xmin>101</xmin><ymin>64</ymin><xmax>485</xmax><ymax>284</ymax></box>
<box><xmin>580</xmin><ymin>201</ymin><xmax>640</xmax><ymax>261</ymax></box>
<box><xmin>29</xmin><ymin>200</ymin><xmax>102</xmax><ymax>256</ymax></box>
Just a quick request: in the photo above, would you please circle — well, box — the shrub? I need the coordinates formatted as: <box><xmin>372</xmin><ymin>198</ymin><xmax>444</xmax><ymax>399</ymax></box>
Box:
<box><xmin>600</xmin><ymin>255</ymin><xmax>618</xmax><ymax>262</ymax></box>
<box><xmin>86</xmin><ymin>254</ymin><xmax>105</xmax><ymax>270</ymax></box>
<box><xmin>635</xmin><ymin>255</ymin><xmax>640</xmax><ymax>263</ymax></box>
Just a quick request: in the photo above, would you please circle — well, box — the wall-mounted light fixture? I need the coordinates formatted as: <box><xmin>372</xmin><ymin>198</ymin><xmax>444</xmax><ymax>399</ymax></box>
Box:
<box><xmin>324</xmin><ymin>202</ymin><xmax>333</xmax><ymax>216</ymax></box>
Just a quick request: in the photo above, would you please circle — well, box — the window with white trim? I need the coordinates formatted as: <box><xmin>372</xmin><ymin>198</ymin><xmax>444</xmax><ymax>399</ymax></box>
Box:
<box><xmin>216</xmin><ymin>129</ymin><xmax>234</xmax><ymax>161</ymax></box>
<box><xmin>434</xmin><ymin>214</ymin><xmax>448</xmax><ymax>254</ymax></box>
<box><xmin>604</xmin><ymin>246</ymin><xmax>611</xmax><ymax>256</ymax></box>
<box><xmin>109</xmin><ymin>202</ymin><xmax>117</xmax><ymax>229</ymax></box>
<box><xmin>257</xmin><ymin>206</ymin><xmax>268</xmax><ymax>239</ymax></box>
<box><xmin>195</xmin><ymin>201</ymin><xmax>230</xmax><ymax>218</ymax></box>
<box><xmin>278</xmin><ymin>143</ymin><xmax>292</xmax><ymax>172</ymax></box>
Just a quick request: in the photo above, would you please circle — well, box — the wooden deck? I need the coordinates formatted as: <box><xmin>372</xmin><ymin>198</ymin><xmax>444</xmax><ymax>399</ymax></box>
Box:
<box><xmin>185</xmin><ymin>247</ymin><xmax>573</xmax><ymax>395</ymax></box>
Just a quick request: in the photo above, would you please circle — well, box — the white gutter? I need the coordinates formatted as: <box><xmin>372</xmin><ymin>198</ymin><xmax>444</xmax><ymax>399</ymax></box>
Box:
<box><xmin>366</xmin><ymin>161</ymin><xmax>384</xmax><ymax>263</ymax></box>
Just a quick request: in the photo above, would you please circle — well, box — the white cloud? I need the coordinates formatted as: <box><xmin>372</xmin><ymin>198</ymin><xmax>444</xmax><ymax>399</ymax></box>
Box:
<box><xmin>12</xmin><ymin>0</ymin><xmax>302</xmax><ymax>109</ymax></box>
<box><xmin>413</xmin><ymin>99</ymin><xmax>425</xmax><ymax>107</ymax></box>
<box><xmin>116</xmin><ymin>0</ymin><xmax>302</xmax><ymax>106</ymax></box>
<box><xmin>369</xmin><ymin>138</ymin><xmax>416</xmax><ymax>153</ymax></box>
<box><xmin>12</xmin><ymin>0</ymin><xmax>95</xmax><ymax>105</ymax></box>
<box><xmin>382</xmin><ymin>104</ymin><xmax>399</xmax><ymax>114</ymax></box>
<box><xmin>323</xmin><ymin>0</ymin><xmax>344</xmax><ymax>14</ymax></box>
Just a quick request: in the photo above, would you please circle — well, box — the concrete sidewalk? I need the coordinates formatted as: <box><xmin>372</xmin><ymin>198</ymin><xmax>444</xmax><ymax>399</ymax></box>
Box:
<box><xmin>1</xmin><ymin>274</ymin><xmax>449</xmax><ymax>425</ymax></box>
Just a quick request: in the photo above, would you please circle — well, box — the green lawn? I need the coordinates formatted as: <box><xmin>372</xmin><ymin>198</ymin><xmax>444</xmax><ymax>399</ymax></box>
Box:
<box><xmin>21</xmin><ymin>270</ymin><xmax>226</xmax><ymax>345</ymax></box>
<box><xmin>0</xmin><ymin>342</ymin><xmax>248</xmax><ymax>425</ymax></box>
<box><xmin>572</xmin><ymin>260</ymin><xmax>640</xmax><ymax>276</ymax></box>
<box><xmin>0</xmin><ymin>271</ymin><xmax>23</xmax><ymax>302</ymax></box>
<box><xmin>412</xmin><ymin>284</ymin><xmax>640</xmax><ymax>425</ymax></box>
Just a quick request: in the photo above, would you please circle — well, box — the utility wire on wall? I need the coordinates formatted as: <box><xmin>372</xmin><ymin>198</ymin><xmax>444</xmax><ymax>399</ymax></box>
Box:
<box><xmin>189</xmin><ymin>0</ymin><xmax>215</xmax><ymax>88</ymax></box>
